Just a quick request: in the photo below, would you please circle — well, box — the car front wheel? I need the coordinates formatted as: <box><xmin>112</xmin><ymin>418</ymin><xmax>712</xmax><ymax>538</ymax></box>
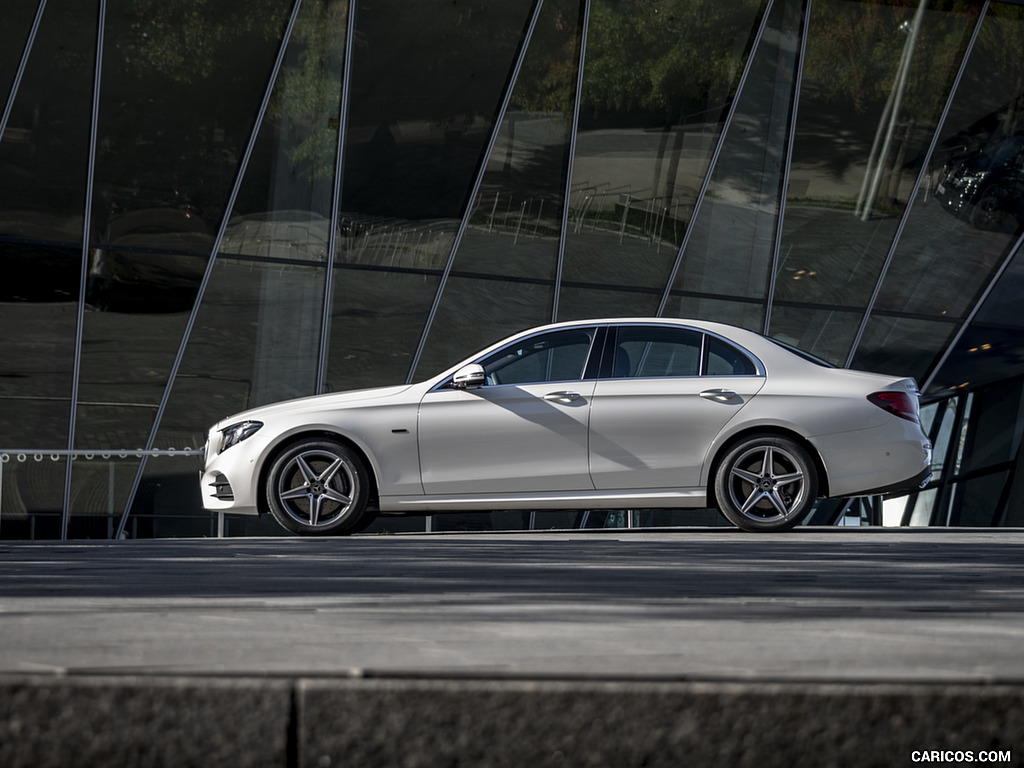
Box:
<box><xmin>714</xmin><ymin>435</ymin><xmax>818</xmax><ymax>532</ymax></box>
<box><xmin>265</xmin><ymin>438</ymin><xmax>372</xmax><ymax>536</ymax></box>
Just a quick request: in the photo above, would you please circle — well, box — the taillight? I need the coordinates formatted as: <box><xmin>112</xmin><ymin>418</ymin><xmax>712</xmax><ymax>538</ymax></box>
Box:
<box><xmin>868</xmin><ymin>391</ymin><xmax>920</xmax><ymax>424</ymax></box>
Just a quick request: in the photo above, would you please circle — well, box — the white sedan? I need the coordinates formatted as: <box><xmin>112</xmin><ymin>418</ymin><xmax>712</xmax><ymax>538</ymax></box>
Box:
<box><xmin>201</xmin><ymin>318</ymin><xmax>932</xmax><ymax>534</ymax></box>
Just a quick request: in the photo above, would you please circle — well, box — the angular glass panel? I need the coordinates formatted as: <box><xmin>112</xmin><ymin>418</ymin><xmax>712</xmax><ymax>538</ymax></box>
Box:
<box><xmin>0</xmin><ymin>0</ymin><xmax>93</xmax><ymax>460</ymax></box>
<box><xmin>155</xmin><ymin>257</ymin><xmax>329</xmax><ymax>453</ymax></box>
<box><xmin>761</xmin><ymin>305</ymin><xmax>859</xmax><ymax>365</ymax></box>
<box><xmin>414</xmin><ymin>0</ymin><xmax>585</xmax><ymax>375</ymax></box>
<box><xmin>927</xmin><ymin>242</ymin><xmax>1024</xmax><ymax>395</ymax></box>
<box><xmin>0</xmin><ymin>248</ymin><xmax>79</xmax><ymax>449</ymax></box>
<box><xmin>327</xmin><ymin>267</ymin><xmax>441</xmax><ymax>390</ymax></box>
<box><xmin>0</xmin><ymin>0</ymin><xmax>94</xmax><ymax>241</ymax></box>
<box><xmin>773</xmin><ymin>0</ymin><xmax>981</xmax><ymax>360</ymax></box>
<box><xmin>850</xmin><ymin>315</ymin><xmax>957</xmax><ymax>381</ymax></box>
<box><xmin>557</xmin><ymin>284</ymin><xmax>662</xmax><ymax>321</ymax></box>
<box><xmin>0</xmin><ymin>3</ymin><xmax>40</xmax><ymax>108</ymax></box>
<box><xmin>68</xmin><ymin>1</ymin><xmax>296</xmax><ymax>531</ymax></box>
<box><xmin>949</xmin><ymin>470</ymin><xmax>1008</xmax><ymax>526</ymax></box>
<box><xmin>960</xmin><ymin>378</ymin><xmax>1023</xmax><ymax>474</ymax></box>
<box><xmin>415</xmin><ymin>276</ymin><xmax>554</xmax><ymax>376</ymax></box>
<box><xmin>74</xmin><ymin>0</ymin><xmax>295</xmax><ymax>454</ymax></box>
<box><xmin>329</xmin><ymin>0</ymin><xmax>536</xmax><ymax>388</ymax></box>
<box><xmin>153</xmin><ymin>0</ymin><xmax>350</xmax><ymax>459</ymax></box>
<box><xmin>666</xmin><ymin>294</ymin><xmax>764</xmax><ymax>332</ymax></box>
<box><xmin>667</xmin><ymin>0</ymin><xmax>802</xmax><ymax>311</ymax></box>
<box><xmin>560</xmin><ymin>0</ymin><xmax>768</xmax><ymax>313</ymax></box>
<box><xmin>875</xmin><ymin>3</ymin><xmax>1024</xmax><ymax>322</ymax></box>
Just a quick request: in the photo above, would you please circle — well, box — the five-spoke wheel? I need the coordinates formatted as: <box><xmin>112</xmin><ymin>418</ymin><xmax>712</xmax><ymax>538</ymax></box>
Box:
<box><xmin>715</xmin><ymin>435</ymin><xmax>817</xmax><ymax>532</ymax></box>
<box><xmin>265</xmin><ymin>438</ymin><xmax>371</xmax><ymax>535</ymax></box>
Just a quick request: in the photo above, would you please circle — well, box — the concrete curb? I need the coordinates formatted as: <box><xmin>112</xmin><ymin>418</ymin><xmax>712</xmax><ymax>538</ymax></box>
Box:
<box><xmin>2</xmin><ymin>675</ymin><xmax>1022</xmax><ymax>767</ymax></box>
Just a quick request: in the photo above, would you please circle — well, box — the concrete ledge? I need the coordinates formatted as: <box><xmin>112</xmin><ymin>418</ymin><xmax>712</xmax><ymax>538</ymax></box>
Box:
<box><xmin>2</xmin><ymin>675</ymin><xmax>1022</xmax><ymax>768</ymax></box>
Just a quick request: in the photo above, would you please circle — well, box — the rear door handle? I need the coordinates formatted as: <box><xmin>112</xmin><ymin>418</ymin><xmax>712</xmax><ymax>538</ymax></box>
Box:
<box><xmin>700</xmin><ymin>389</ymin><xmax>740</xmax><ymax>403</ymax></box>
<box><xmin>544</xmin><ymin>391</ymin><xmax>582</xmax><ymax>403</ymax></box>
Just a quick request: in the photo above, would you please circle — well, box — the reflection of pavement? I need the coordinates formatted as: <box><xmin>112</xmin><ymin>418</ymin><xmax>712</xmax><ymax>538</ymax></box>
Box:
<box><xmin>1</xmin><ymin>530</ymin><xmax>1022</xmax><ymax>765</ymax></box>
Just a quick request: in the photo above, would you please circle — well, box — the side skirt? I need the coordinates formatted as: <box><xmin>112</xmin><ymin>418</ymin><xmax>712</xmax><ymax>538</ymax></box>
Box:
<box><xmin>379</xmin><ymin>488</ymin><xmax>707</xmax><ymax>513</ymax></box>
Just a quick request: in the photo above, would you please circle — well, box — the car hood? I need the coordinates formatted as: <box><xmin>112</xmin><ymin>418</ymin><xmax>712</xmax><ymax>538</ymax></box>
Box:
<box><xmin>213</xmin><ymin>384</ymin><xmax>416</xmax><ymax>428</ymax></box>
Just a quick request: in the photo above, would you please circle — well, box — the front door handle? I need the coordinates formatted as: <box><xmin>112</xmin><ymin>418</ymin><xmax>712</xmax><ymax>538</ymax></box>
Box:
<box><xmin>700</xmin><ymin>389</ymin><xmax>740</xmax><ymax>403</ymax></box>
<box><xmin>544</xmin><ymin>391</ymin><xmax>582</xmax><ymax>403</ymax></box>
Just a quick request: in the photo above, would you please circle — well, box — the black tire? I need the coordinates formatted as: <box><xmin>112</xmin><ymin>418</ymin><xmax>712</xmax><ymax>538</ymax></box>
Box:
<box><xmin>265</xmin><ymin>438</ymin><xmax>373</xmax><ymax>536</ymax></box>
<box><xmin>714</xmin><ymin>435</ymin><xmax>818</xmax><ymax>532</ymax></box>
<box><xmin>970</xmin><ymin>189</ymin><xmax>1005</xmax><ymax>230</ymax></box>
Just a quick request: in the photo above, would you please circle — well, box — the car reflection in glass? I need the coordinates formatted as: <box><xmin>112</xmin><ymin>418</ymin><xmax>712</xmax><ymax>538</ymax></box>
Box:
<box><xmin>935</xmin><ymin>134</ymin><xmax>1024</xmax><ymax>231</ymax></box>
<box><xmin>201</xmin><ymin>319</ymin><xmax>933</xmax><ymax>535</ymax></box>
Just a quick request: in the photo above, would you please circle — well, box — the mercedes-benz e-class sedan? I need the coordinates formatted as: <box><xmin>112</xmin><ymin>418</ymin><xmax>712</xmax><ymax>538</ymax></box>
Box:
<box><xmin>201</xmin><ymin>318</ymin><xmax>932</xmax><ymax>534</ymax></box>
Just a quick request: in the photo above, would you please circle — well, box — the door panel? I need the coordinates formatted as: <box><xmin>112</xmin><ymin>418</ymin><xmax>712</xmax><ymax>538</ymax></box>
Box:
<box><xmin>589</xmin><ymin>376</ymin><xmax>765</xmax><ymax>489</ymax></box>
<box><xmin>418</xmin><ymin>381</ymin><xmax>596</xmax><ymax>494</ymax></box>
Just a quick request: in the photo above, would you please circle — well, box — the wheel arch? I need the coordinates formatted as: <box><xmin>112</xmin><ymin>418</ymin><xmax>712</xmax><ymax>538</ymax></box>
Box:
<box><xmin>706</xmin><ymin>426</ymin><xmax>830</xmax><ymax>505</ymax></box>
<box><xmin>255</xmin><ymin>429</ymin><xmax>380</xmax><ymax>515</ymax></box>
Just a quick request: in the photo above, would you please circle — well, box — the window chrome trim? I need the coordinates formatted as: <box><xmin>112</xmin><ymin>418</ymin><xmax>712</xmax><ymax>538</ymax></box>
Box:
<box><xmin>602</xmin><ymin>322</ymin><xmax>766</xmax><ymax>379</ymax></box>
<box><xmin>428</xmin><ymin>323</ymin><xmax>603</xmax><ymax>393</ymax></box>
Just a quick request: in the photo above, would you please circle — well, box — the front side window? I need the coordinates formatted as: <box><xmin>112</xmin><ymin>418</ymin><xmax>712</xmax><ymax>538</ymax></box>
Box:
<box><xmin>479</xmin><ymin>328</ymin><xmax>597</xmax><ymax>386</ymax></box>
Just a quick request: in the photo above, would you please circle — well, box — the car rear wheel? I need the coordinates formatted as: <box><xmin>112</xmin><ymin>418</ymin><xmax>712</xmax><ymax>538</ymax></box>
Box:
<box><xmin>266</xmin><ymin>438</ymin><xmax>372</xmax><ymax>536</ymax></box>
<box><xmin>715</xmin><ymin>435</ymin><xmax>818</xmax><ymax>532</ymax></box>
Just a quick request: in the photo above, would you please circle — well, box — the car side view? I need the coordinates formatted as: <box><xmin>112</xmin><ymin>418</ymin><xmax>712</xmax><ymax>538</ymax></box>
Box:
<box><xmin>201</xmin><ymin>318</ymin><xmax>932</xmax><ymax>534</ymax></box>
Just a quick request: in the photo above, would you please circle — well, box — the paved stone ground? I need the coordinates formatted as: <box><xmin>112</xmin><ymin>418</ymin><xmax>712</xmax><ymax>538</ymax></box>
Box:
<box><xmin>1</xmin><ymin>528</ymin><xmax>1023</xmax><ymax>767</ymax></box>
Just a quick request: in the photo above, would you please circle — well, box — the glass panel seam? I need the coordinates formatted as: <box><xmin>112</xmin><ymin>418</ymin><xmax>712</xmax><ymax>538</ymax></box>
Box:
<box><xmin>318</xmin><ymin>0</ymin><xmax>358</xmax><ymax>395</ymax></box>
<box><xmin>405</xmin><ymin>0</ymin><xmax>546</xmax><ymax>384</ymax></box>
<box><xmin>62</xmin><ymin>0</ymin><xmax>106</xmax><ymax>541</ymax></box>
<box><xmin>0</xmin><ymin>0</ymin><xmax>47</xmax><ymax>144</ymax></box>
<box><xmin>114</xmin><ymin>0</ymin><xmax>307</xmax><ymax>540</ymax></box>
<box><xmin>764</xmin><ymin>0</ymin><xmax>812</xmax><ymax>335</ymax></box>
<box><xmin>552</xmin><ymin>0</ymin><xmax>591</xmax><ymax>323</ymax></box>
<box><xmin>845</xmin><ymin>1</ymin><xmax>990</xmax><ymax>369</ymax></box>
<box><xmin>657</xmin><ymin>0</ymin><xmax>775</xmax><ymax>317</ymax></box>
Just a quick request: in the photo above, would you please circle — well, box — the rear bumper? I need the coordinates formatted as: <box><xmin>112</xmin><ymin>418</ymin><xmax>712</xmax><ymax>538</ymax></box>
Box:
<box><xmin>848</xmin><ymin>466</ymin><xmax>933</xmax><ymax>498</ymax></box>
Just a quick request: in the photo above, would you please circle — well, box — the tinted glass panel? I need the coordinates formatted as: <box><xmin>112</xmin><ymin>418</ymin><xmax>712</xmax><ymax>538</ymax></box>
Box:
<box><xmin>480</xmin><ymin>328</ymin><xmax>595</xmax><ymax>385</ymax></box>
<box><xmin>928</xmin><ymin>247</ymin><xmax>1024</xmax><ymax>395</ymax></box>
<box><xmin>666</xmin><ymin>0</ymin><xmax>802</xmax><ymax>314</ymax></box>
<box><xmin>612</xmin><ymin>326</ymin><xmax>702</xmax><ymax>378</ymax></box>
<box><xmin>559</xmin><ymin>0</ymin><xmax>768</xmax><ymax>317</ymax></box>
<box><xmin>768</xmin><ymin>305</ymin><xmax>860</xmax><ymax>365</ymax></box>
<box><xmin>0</xmin><ymin>3</ymin><xmax>39</xmax><ymax>109</ymax></box>
<box><xmin>329</xmin><ymin>0</ymin><xmax>536</xmax><ymax>388</ymax></box>
<box><xmin>773</xmin><ymin>0</ymin><xmax>980</xmax><ymax>362</ymax></box>
<box><xmin>706</xmin><ymin>336</ymin><xmax>758</xmax><ymax>376</ymax></box>
<box><xmin>412</xmin><ymin>0</ymin><xmax>584</xmax><ymax>377</ymax></box>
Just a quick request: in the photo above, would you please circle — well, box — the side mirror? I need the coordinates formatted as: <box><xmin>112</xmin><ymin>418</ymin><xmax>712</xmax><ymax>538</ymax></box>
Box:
<box><xmin>451</xmin><ymin>363</ymin><xmax>485</xmax><ymax>389</ymax></box>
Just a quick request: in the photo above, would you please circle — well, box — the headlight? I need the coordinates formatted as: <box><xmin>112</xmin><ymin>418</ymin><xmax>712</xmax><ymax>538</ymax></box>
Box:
<box><xmin>220</xmin><ymin>420</ymin><xmax>263</xmax><ymax>452</ymax></box>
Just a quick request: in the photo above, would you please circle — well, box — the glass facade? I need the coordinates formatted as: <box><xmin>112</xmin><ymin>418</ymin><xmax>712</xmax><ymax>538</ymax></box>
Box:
<box><xmin>2</xmin><ymin>0</ymin><xmax>1024</xmax><ymax>539</ymax></box>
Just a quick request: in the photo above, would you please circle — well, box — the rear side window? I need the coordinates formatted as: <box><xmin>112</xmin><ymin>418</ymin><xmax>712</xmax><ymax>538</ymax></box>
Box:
<box><xmin>612</xmin><ymin>326</ymin><xmax>702</xmax><ymax>378</ymax></box>
<box><xmin>706</xmin><ymin>337</ymin><xmax>758</xmax><ymax>376</ymax></box>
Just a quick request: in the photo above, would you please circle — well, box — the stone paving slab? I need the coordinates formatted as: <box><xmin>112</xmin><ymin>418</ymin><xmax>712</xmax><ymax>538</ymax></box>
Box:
<box><xmin>1</xmin><ymin>529</ymin><xmax>1023</xmax><ymax>766</ymax></box>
